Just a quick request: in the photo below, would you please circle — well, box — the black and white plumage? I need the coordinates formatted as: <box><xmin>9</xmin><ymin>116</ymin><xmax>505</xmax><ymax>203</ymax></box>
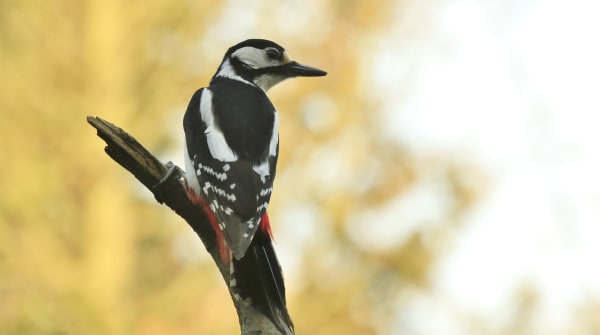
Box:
<box><xmin>182</xmin><ymin>39</ymin><xmax>326</xmax><ymax>334</ymax></box>
<box><xmin>183</xmin><ymin>80</ymin><xmax>279</xmax><ymax>259</ymax></box>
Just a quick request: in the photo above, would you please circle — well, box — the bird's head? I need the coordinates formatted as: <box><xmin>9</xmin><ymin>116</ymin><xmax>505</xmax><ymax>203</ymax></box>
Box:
<box><xmin>214</xmin><ymin>39</ymin><xmax>327</xmax><ymax>91</ymax></box>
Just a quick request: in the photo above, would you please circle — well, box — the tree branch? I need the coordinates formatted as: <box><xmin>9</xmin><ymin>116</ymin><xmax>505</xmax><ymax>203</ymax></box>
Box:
<box><xmin>87</xmin><ymin>116</ymin><xmax>289</xmax><ymax>335</ymax></box>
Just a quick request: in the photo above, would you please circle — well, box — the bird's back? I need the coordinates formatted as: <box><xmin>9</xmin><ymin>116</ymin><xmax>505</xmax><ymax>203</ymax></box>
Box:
<box><xmin>209</xmin><ymin>77</ymin><xmax>276</xmax><ymax>163</ymax></box>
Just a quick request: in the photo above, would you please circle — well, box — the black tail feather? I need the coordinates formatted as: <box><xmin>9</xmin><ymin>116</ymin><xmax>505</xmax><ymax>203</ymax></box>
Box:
<box><xmin>232</xmin><ymin>230</ymin><xmax>294</xmax><ymax>334</ymax></box>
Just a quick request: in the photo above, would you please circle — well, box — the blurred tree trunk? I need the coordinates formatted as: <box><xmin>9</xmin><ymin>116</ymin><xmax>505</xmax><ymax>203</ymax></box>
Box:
<box><xmin>83</xmin><ymin>3</ymin><xmax>134</xmax><ymax>334</ymax></box>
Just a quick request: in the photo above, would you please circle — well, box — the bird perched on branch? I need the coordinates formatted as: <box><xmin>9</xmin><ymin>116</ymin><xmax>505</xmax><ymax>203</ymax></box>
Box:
<box><xmin>182</xmin><ymin>39</ymin><xmax>326</xmax><ymax>334</ymax></box>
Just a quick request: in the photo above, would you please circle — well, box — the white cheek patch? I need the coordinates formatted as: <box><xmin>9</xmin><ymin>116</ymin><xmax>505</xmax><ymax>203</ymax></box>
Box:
<box><xmin>232</xmin><ymin>46</ymin><xmax>280</xmax><ymax>69</ymax></box>
<box><xmin>254</xmin><ymin>74</ymin><xmax>286</xmax><ymax>92</ymax></box>
<box><xmin>200</xmin><ymin>89</ymin><xmax>238</xmax><ymax>162</ymax></box>
<box><xmin>281</xmin><ymin>51</ymin><xmax>291</xmax><ymax>63</ymax></box>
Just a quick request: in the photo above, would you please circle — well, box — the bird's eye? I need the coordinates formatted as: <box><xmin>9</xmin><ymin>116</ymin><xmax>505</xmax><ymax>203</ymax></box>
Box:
<box><xmin>265</xmin><ymin>48</ymin><xmax>281</xmax><ymax>60</ymax></box>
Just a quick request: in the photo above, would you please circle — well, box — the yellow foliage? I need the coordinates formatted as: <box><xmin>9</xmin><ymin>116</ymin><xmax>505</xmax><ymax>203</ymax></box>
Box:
<box><xmin>0</xmin><ymin>1</ymin><xmax>491</xmax><ymax>334</ymax></box>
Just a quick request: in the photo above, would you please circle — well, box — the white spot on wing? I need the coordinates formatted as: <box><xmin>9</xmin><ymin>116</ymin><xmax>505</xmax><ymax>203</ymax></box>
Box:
<box><xmin>203</xmin><ymin>181</ymin><xmax>212</xmax><ymax>195</ymax></box>
<box><xmin>256</xmin><ymin>202</ymin><xmax>269</xmax><ymax>213</ymax></box>
<box><xmin>259</xmin><ymin>187</ymin><xmax>272</xmax><ymax>196</ymax></box>
<box><xmin>253</xmin><ymin>161</ymin><xmax>270</xmax><ymax>183</ymax></box>
<box><xmin>200</xmin><ymin>89</ymin><xmax>238</xmax><ymax>162</ymax></box>
<box><xmin>200</xmin><ymin>180</ymin><xmax>237</xmax><ymax>203</ymax></box>
<box><xmin>197</xmin><ymin>162</ymin><xmax>228</xmax><ymax>181</ymax></box>
<box><xmin>212</xmin><ymin>186</ymin><xmax>237</xmax><ymax>202</ymax></box>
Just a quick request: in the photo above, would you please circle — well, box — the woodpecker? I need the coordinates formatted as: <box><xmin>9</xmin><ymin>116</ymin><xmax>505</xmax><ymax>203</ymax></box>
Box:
<box><xmin>182</xmin><ymin>39</ymin><xmax>326</xmax><ymax>334</ymax></box>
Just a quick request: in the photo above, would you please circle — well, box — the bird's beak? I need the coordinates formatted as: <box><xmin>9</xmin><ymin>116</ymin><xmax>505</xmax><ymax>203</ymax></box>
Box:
<box><xmin>284</xmin><ymin>61</ymin><xmax>327</xmax><ymax>77</ymax></box>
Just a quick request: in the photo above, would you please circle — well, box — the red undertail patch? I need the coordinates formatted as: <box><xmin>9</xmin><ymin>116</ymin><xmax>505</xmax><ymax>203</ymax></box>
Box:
<box><xmin>183</xmin><ymin>180</ymin><xmax>230</xmax><ymax>262</ymax></box>
<box><xmin>260</xmin><ymin>212</ymin><xmax>273</xmax><ymax>240</ymax></box>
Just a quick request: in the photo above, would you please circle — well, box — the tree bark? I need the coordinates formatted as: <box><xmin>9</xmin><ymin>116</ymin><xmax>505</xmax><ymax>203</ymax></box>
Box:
<box><xmin>87</xmin><ymin>116</ymin><xmax>289</xmax><ymax>335</ymax></box>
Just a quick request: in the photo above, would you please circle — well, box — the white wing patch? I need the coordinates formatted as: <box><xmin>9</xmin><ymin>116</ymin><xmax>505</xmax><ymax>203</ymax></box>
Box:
<box><xmin>200</xmin><ymin>89</ymin><xmax>238</xmax><ymax>162</ymax></box>
<box><xmin>269</xmin><ymin>112</ymin><xmax>279</xmax><ymax>157</ymax></box>
<box><xmin>184</xmin><ymin>144</ymin><xmax>201</xmax><ymax>195</ymax></box>
<box><xmin>253</xmin><ymin>161</ymin><xmax>270</xmax><ymax>183</ymax></box>
<box><xmin>253</xmin><ymin>111</ymin><xmax>279</xmax><ymax>182</ymax></box>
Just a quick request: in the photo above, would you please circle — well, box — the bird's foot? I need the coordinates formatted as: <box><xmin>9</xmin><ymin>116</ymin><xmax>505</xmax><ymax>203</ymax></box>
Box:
<box><xmin>153</xmin><ymin>161</ymin><xmax>178</xmax><ymax>204</ymax></box>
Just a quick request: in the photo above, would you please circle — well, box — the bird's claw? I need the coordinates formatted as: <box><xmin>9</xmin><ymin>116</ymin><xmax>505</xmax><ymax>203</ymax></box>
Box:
<box><xmin>153</xmin><ymin>161</ymin><xmax>177</xmax><ymax>204</ymax></box>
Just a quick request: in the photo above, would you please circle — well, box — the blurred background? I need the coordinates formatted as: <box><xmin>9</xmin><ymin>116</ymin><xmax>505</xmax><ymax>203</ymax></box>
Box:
<box><xmin>1</xmin><ymin>0</ymin><xmax>599</xmax><ymax>334</ymax></box>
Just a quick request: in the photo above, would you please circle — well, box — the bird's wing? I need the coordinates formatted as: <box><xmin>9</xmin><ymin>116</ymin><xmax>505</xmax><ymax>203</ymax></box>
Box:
<box><xmin>183</xmin><ymin>88</ymin><xmax>276</xmax><ymax>259</ymax></box>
